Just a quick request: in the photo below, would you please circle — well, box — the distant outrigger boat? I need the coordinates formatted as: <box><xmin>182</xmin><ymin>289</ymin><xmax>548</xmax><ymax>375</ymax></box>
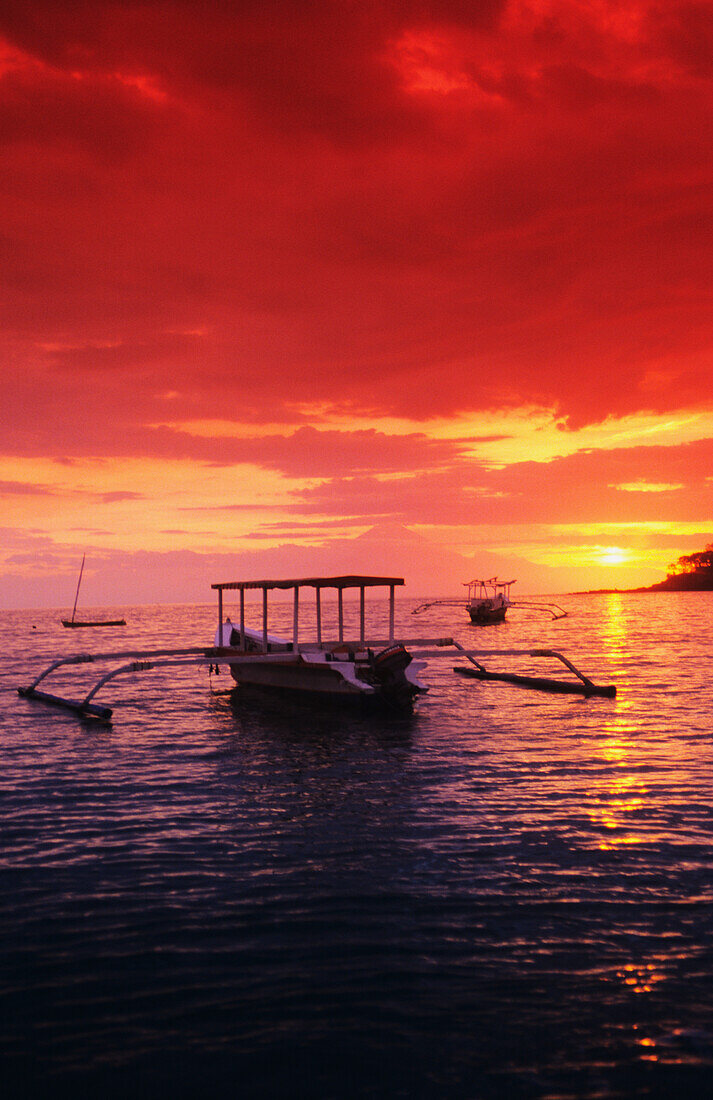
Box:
<box><xmin>413</xmin><ymin>578</ymin><xmax>568</xmax><ymax>623</ymax></box>
<box><xmin>61</xmin><ymin>555</ymin><xmax>126</xmax><ymax>629</ymax></box>
<box><xmin>465</xmin><ymin>578</ymin><xmax>514</xmax><ymax>624</ymax></box>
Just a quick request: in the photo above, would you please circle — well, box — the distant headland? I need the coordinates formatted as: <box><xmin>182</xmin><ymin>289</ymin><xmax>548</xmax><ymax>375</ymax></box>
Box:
<box><xmin>576</xmin><ymin>543</ymin><xmax>713</xmax><ymax>595</ymax></box>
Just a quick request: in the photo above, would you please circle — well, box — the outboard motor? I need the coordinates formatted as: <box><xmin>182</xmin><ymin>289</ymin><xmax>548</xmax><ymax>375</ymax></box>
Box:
<box><xmin>371</xmin><ymin>645</ymin><xmax>415</xmax><ymax>710</ymax></box>
<box><xmin>373</xmin><ymin>644</ymin><xmax>411</xmax><ymax>675</ymax></box>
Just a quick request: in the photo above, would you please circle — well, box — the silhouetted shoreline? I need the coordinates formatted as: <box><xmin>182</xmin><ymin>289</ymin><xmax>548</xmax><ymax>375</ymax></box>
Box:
<box><xmin>574</xmin><ymin>577</ymin><xmax>713</xmax><ymax>595</ymax></box>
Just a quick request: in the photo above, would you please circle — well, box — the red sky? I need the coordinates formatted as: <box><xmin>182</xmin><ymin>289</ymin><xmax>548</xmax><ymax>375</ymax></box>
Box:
<box><xmin>1</xmin><ymin>0</ymin><xmax>712</xmax><ymax>607</ymax></box>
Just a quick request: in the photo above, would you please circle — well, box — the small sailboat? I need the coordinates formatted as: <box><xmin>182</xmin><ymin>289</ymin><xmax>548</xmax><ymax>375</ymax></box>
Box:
<box><xmin>61</xmin><ymin>555</ymin><xmax>126</xmax><ymax>628</ymax></box>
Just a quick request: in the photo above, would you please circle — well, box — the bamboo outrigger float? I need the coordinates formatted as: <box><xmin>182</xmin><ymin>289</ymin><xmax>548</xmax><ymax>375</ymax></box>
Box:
<box><xmin>449</xmin><ymin>641</ymin><xmax>616</xmax><ymax>696</ymax></box>
<box><xmin>18</xmin><ymin>574</ymin><xmax>615</xmax><ymax>722</ymax></box>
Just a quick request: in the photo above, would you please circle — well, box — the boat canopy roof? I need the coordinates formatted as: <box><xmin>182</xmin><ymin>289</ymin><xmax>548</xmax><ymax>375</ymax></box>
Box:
<box><xmin>465</xmin><ymin>578</ymin><xmax>516</xmax><ymax>587</ymax></box>
<box><xmin>211</xmin><ymin>574</ymin><xmax>404</xmax><ymax>593</ymax></box>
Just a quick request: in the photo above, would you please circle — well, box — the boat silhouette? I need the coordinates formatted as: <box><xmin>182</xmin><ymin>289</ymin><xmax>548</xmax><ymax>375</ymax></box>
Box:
<box><xmin>61</xmin><ymin>555</ymin><xmax>126</xmax><ymax>628</ymax></box>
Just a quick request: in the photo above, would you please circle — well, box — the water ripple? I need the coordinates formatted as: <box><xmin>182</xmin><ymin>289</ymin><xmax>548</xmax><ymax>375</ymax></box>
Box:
<box><xmin>2</xmin><ymin>594</ymin><xmax>713</xmax><ymax>1096</ymax></box>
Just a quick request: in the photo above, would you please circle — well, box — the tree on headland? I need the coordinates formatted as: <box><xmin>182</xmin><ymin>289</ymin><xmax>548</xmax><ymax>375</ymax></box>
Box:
<box><xmin>647</xmin><ymin>543</ymin><xmax>713</xmax><ymax>590</ymax></box>
<box><xmin>579</xmin><ymin>542</ymin><xmax>713</xmax><ymax>594</ymax></box>
<box><xmin>667</xmin><ymin>544</ymin><xmax>713</xmax><ymax>578</ymax></box>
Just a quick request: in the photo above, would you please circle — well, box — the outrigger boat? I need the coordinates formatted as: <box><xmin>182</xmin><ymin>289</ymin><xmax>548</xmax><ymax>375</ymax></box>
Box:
<box><xmin>18</xmin><ymin>573</ymin><xmax>615</xmax><ymax>723</ymax></box>
<box><xmin>211</xmin><ymin>575</ymin><xmax>427</xmax><ymax>711</ymax></box>
<box><xmin>466</xmin><ymin>578</ymin><xmax>513</xmax><ymax>624</ymax></box>
<box><xmin>413</xmin><ymin>578</ymin><xmax>567</xmax><ymax>623</ymax></box>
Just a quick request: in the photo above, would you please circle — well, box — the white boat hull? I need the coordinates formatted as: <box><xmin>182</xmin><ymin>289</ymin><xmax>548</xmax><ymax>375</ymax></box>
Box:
<box><xmin>215</xmin><ymin>626</ymin><xmax>427</xmax><ymax>710</ymax></box>
<box><xmin>228</xmin><ymin>655</ymin><xmax>370</xmax><ymax>696</ymax></box>
<box><xmin>227</xmin><ymin>654</ymin><xmax>427</xmax><ymax>708</ymax></box>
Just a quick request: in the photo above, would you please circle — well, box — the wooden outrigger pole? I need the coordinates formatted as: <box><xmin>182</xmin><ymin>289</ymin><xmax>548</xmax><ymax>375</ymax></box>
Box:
<box><xmin>449</xmin><ymin>641</ymin><xmax>616</xmax><ymax>697</ymax></box>
<box><xmin>17</xmin><ymin>646</ymin><xmax>221</xmax><ymax>720</ymax></box>
<box><xmin>18</xmin><ymin>635</ymin><xmax>615</xmax><ymax>723</ymax></box>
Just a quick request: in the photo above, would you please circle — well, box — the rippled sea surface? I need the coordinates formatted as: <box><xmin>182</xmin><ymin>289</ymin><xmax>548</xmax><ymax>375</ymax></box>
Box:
<box><xmin>2</xmin><ymin>592</ymin><xmax>713</xmax><ymax>1098</ymax></box>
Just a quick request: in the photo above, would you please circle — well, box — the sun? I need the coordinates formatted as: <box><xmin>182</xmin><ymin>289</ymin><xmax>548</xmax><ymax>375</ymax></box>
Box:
<box><xmin>599</xmin><ymin>546</ymin><xmax>630</xmax><ymax>566</ymax></box>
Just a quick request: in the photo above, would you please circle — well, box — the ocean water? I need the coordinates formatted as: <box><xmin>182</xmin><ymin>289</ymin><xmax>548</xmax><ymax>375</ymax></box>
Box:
<box><xmin>1</xmin><ymin>592</ymin><xmax>712</xmax><ymax>1099</ymax></box>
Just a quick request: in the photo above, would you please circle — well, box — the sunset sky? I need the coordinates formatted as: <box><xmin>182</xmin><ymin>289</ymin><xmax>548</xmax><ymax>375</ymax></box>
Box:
<box><xmin>2</xmin><ymin>0</ymin><xmax>712</xmax><ymax>608</ymax></box>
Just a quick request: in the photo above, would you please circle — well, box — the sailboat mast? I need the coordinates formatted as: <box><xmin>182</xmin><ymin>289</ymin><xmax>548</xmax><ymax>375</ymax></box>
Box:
<box><xmin>70</xmin><ymin>554</ymin><xmax>85</xmax><ymax>624</ymax></box>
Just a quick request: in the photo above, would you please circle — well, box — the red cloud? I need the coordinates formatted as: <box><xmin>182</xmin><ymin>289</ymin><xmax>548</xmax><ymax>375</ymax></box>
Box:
<box><xmin>0</xmin><ymin>0</ymin><xmax>711</xmax><ymax>442</ymax></box>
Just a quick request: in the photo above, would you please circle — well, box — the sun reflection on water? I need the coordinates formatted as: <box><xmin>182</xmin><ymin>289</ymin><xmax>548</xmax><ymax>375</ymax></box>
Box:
<box><xmin>618</xmin><ymin>960</ymin><xmax>668</xmax><ymax>994</ymax></box>
<box><xmin>601</xmin><ymin>591</ymin><xmax>627</xmax><ymax>655</ymax></box>
<box><xmin>588</xmin><ymin>773</ymin><xmax>651</xmax><ymax>850</ymax></box>
<box><xmin>583</xmin><ymin>591</ymin><xmax>653</xmax><ymax>848</ymax></box>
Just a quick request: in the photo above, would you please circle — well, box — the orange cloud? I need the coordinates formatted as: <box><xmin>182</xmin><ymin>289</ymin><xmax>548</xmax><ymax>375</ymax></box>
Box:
<box><xmin>1</xmin><ymin>1</ymin><xmax>712</xmax><ymax>602</ymax></box>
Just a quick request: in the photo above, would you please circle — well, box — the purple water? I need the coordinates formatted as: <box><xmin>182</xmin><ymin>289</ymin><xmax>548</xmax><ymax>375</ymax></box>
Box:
<box><xmin>2</xmin><ymin>592</ymin><xmax>712</xmax><ymax>1097</ymax></box>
